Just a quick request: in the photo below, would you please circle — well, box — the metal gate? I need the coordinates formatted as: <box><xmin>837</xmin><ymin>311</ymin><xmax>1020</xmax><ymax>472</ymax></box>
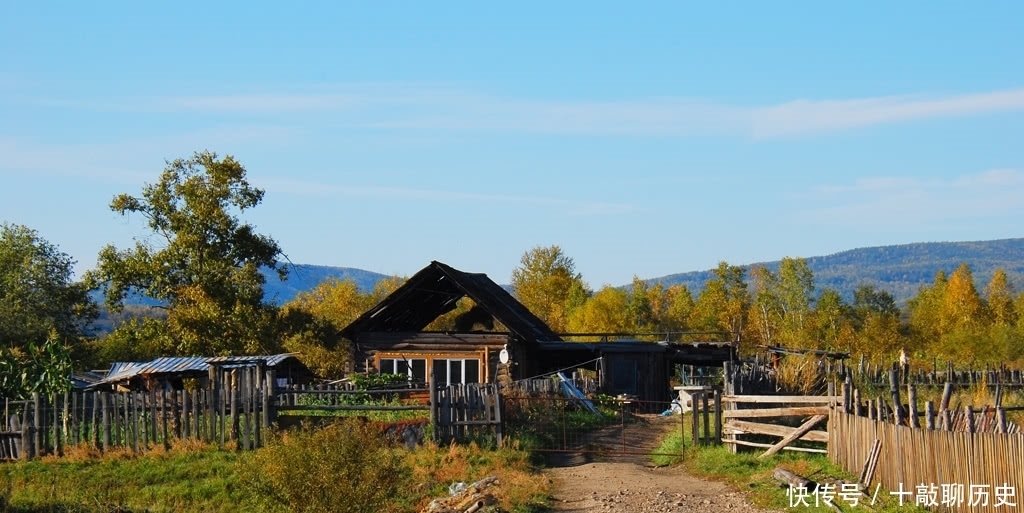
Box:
<box><xmin>502</xmin><ymin>395</ymin><xmax>692</xmax><ymax>459</ymax></box>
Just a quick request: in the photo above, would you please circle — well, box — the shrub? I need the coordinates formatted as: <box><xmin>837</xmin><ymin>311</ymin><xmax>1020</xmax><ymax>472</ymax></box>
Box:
<box><xmin>239</xmin><ymin>419</ymin><xmax>409</xmax><ymax>513</ymax></box>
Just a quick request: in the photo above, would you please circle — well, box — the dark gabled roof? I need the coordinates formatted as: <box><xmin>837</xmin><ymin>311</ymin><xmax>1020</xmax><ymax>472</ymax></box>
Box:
<box><xmin>340</xmin><ymin>261</ymin><xmax>562</xmax><ymax>343</ymax></box>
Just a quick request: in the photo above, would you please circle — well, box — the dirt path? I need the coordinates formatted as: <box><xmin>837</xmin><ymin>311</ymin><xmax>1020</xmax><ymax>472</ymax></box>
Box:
<box><xmin>543</xmin><ymin>415</ymin><xmax>782</xmax><ymax>512</ymax></box>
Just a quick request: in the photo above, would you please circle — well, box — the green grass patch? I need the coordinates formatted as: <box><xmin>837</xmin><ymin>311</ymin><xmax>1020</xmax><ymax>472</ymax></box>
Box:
<box><xmin>679</xmin><ymin>444</ymin><xmax>929</xmax><ymax>512</ymax></box>
<box><xmin>0</xmin><ymin>422</ymin><xmax>550</xmax><ymax>513</ymax></box>
<box><xmin>0</xmin><ymin>442</ymin><xmax>250</xmax><ymax>513</ymax></box>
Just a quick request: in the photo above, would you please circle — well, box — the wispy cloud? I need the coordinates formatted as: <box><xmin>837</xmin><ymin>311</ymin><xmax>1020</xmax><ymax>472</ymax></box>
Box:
<box><xmin>22</xmin><ymin>83</ymin><xmax>1024</xmax><ymax>138</ymax></box>
<box><xmin>258</xmin><ymin>177</ymin><xmax>635</xmax><ymax>216</ymax></box>
<box><xmin>801</xmin><ymin>169</ymin><xmax>1024</xmax><ymax>227</ymax></box>
<box><xmin>750</xmin><ymin>90</ymin><xmax>1024</xmax><ymax>138</ymax></box>
<box><xmin>62</xmin><ymin>85</ymin><xmax>1024</xmax><ymax>138</ymax></box>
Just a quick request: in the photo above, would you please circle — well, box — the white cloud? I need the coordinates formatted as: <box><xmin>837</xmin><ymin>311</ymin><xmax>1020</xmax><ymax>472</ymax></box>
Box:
<box><xmin>802</xmin><ymin>170</ymin><xmax>1024</xmax><ymax>227</ymax></box>
<box><xmin>89</xmin><ymin>85</ymin><xmax>1024</xmax><ymax>138</ymax></box>
<box><xmin>28</xmin><ymin>84</ymin><xmax>1024</xmax><ymax>138</ymax></box>
<box><xmin>750</xmin><ymin>90</ymin><xmax>1024</xmax><ymax>138</ymax></box>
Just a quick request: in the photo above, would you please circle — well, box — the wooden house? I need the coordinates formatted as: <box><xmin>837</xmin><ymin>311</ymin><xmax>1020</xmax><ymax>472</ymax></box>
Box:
<box><xmin>341</xmin><ymin>261</ymin><xmax>737</xmax><ymax>404</ymax></box>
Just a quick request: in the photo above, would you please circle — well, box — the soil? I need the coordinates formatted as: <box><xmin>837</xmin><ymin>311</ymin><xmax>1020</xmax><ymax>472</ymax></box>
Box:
<box><xmin>543</xmin><ymin>414</ymin><xmax>783</xmax><ymax>513</ymax></box>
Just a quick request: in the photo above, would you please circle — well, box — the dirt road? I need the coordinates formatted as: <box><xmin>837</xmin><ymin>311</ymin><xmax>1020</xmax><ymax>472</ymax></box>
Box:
<box><xmin>543</xmin><ymin>414</ymin><xmax>782</xmax><ymax>512</ymax></box>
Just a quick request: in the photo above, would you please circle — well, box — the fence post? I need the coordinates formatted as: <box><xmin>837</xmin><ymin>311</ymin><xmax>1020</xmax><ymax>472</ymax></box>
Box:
<box><xmin>429</xmin><ymin>370</ymin><xmax>437</xmax><ymax>444</ymax></box>
<box><xmin>925</xmin><ymin>401</ymin><xmax>935</xmax><ymax>430</ymax></box>
<box><xmin>964</xmin><ymin>406</ymin><xmax>975</xmax><ymax>434</ymax></box>
<box><xmin>691</xmin><ymin>391</ymin><xmax>701</xmax><ymax>446</ymax></box>
<box><xmin>100</xmin><ymin>392</ymin><xmax>110</xmax><ymax>452</ymax></box>
<box><xmin>908</xmin><ymin>384</ymin><xmax>919</xmax><ymax>429</ymax></box>
<box><xmin>888</xmin><ymin>369</ymin><xmax>902</xmax><ymax>425</ymax></box>
<box><xmin>264</xmin><ymin>368</ymin><xmax>275</xmax><ymax>429</ymax></box>
<box><xmin>713</xmin><ymin>388</ymin><xmax>722</xmax><ymax>445</ymax></box>
<box><xmin>32</xmin><ymin>392</ymin><xmax>42</xmax><ymax>456</ymax></box>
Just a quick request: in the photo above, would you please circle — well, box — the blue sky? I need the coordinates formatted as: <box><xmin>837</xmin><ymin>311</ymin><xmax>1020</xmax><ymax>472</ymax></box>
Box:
<box><xmin>2</xmin><ymin>2</ymin><xmax>1023</xmax><ymax>288</ymax></box>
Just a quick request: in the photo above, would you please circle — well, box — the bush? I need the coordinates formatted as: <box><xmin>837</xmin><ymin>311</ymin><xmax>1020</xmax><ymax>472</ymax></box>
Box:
<box><xmin>239</xmin><ymin>419</ymin><xmax>410</xmax><ymax>513</ymax></box>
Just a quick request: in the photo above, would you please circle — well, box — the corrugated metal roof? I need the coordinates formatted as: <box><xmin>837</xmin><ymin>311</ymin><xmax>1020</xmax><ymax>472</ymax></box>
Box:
<box><xmin>97</xmin><ymin>353</ymin><xmax>301</xmax><ymax>385</ymax></box>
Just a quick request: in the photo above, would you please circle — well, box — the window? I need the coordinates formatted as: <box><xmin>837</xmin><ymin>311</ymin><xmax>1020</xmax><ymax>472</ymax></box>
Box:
<box><xmin>432</xmin><ymin>358</ymin><xmax>481</xmax><ymax>385</ymax></box>
<box><xmin>378</xmin><ymin>358</ymin><xmax>427</xmax><ymax>383</ymax></box>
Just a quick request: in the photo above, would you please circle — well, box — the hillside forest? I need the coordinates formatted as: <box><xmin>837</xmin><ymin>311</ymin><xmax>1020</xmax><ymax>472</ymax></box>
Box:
<box><xmin>2</xmin><ymin>152</ymin><xmax>1023</xmax><ymax>399</ymax></box>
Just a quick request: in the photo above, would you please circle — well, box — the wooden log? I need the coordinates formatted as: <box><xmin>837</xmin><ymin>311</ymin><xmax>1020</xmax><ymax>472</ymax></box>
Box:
<box><xmin>925</xmin><ymin>401</ymin><xmax>935</xmax><ymax>430</ymax></box>
<box><xmin>758</xmin><ymin>414</ymin><xmax>829</xmax><ymax>459</ymax></box>
<box><xmin>772</xmin><ymin>467</ymin><xmax>816</xmax><ymax>490</ymax></box>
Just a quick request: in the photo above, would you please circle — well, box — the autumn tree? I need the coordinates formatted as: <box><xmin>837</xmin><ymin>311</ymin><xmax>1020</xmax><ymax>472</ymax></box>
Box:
<box><xmin>567</xmin><ymin>286</ymin><xmax>629</xmax><ymax>333</ymax></box>
<box><xmin>511</xmin><ymin>245</ymin><xmax>588</xmax><ymax>333</ymax></box>
<box><xmin>690</xmin><ymin>262</ymin><xmax>748</xmax><ymax>341</ymax></box>
<box><xmin>0</xmin><ymin>223</ymin><xmax>97</xmax><ymax>350</ymax></box>
<box><xmin>87</xmin><ymin>151</ymin><xmax>285</xmax><ymax>356</ymax></box>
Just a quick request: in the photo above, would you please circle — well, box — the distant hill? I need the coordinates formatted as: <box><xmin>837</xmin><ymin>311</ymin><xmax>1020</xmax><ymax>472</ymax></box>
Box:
<box><xmin>95</xmin><ymin>238</ymin><xmax>1024</xmax><ymax>323</ymax></box>
<box><xmin>648</xmin><ymin>238</ymin><xmax>1024</xmax><ymax>305</ymax></box>
<box><xmin>262</xmin><ymin>264</ymin><xmax>391</xmax><ymax>304</ymax></box>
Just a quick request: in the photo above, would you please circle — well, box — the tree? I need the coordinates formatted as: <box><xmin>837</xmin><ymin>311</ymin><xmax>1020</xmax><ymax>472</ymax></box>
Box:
<box><xmin>985</xmin><ymin>269</ymin><xmax>1016</xmax><ymax>327</ymax></box>
<box><xmin>567</xmin><ymin>286</ymin><xmax>629</xmax><ymax>333</ymax></box>
<box><xmin>811</xmin><ymin>288</ymin><xmax>849</xmax><ymax>350</ymax></box>
<box><xmin>510</xmin><ymin>245</ymin><xmax>588</xmax><ymax>333</ymax></box>
<box><xmin>776</xmin><ymin>257</ymin><xmax>815</xmax><ymax>345</ymax></box>
<box><xmin>690</xmin><ymin>262</ymin><xmax>748</xmax><ymax>341</ymax></box>
<box><xmin>87</xmin><ymin>151</ymin><xmax>285</xmax><ymax>356</ymax></box>
<box><xmin>0</xmin><ymin>223</ymin><xmax>96</xmax><ymax>349</ymax></box>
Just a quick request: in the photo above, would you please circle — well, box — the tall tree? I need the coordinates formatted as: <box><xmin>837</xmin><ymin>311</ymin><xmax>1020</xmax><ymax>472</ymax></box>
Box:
<box><xmin>0</xmin><ymin>223</ymin><xmax>96</xmax><ymax>349</ymax></box>
<box><xmin>985</xmin><ymin>269</ymin><xmax>1016</xmax><ymax>327</ymax></box>
<box><xmin>567</xmin><ymin>286</ymin><xmax>629</xmax><ymax>333</ymax></box>
<box><xmin>691</xmin><ymin>262</ymin><xmax>748</xmax><ymax>341</ymax></box>
<box><xmin>87</xmin><ymin>151</ymin><xmax>285</xmax><ymax>356</ymax></box>
<box><xmin>776</xmin><ymin>257</ymin><xmax>815</xmax><ymax>344</ymax></box>
<box><xmin>510</xmin><ymin>245</ymin><xmax>587</xmax><ymax>333</ymax></box>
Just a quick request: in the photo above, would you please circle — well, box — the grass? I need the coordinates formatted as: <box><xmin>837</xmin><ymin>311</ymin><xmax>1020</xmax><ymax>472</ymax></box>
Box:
<box><xmin>0</xmin><ymin>425</ymin><xmax>550</xmax><ymax>513</ymax></box>
<box><xmin>644</xmin><ymin>414</ymin><xmax>930</xmax><ymax>513</ymax></box>
<box><xmin>0</xmin><ymin>440</ymin><xmax>249</xmax><ymax>513</ymax></box>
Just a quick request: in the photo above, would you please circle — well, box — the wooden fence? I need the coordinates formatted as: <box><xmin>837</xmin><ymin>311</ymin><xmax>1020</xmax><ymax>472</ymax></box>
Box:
<box><xmin>830</xmin><ymin>412</ymin><xmax>1024</xmax><ymax>513</ymax></box>
<box><xmin>2</xmin><ymin>373</ymin><xmax>503</xmax><ymax>461</ymax></box>
<box><xmin>2</xmin><ymin>364</ymin><xmax>273</xmax><ymax>461</ymax></box>
<box><xmin>721</xmin><ymin>393</ymin><xmax>836</xmax><ymax>456</ymax></box>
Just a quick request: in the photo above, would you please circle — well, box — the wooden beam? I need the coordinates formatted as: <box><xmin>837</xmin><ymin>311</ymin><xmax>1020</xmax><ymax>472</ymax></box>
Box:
<box><xmin>725</xmin><ymin>419</ymin><xmax>828</xmax><ymax>443</ymax></box>
<box><xmin>721</xmin><ymin>438</ymin><xmax>827</xmax><ymax>454</ymax></box>
<box><xmin>722</xmin><ymin>395</ymin><xmax>841</xmax><ymax>404</ymax></box>
<box><xmin>758</xmin><ymin>414</ymin><xmax>828</xmax><ymax>459</ymax></box>
<box><xmin>723</xmin><ymin>406</ymin><xmax>829</xmax><ymax>418</ymax></box>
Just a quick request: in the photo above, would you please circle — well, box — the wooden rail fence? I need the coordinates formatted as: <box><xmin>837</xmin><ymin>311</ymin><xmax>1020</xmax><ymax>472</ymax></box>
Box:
<box><xmin>722</xmin><ymin>392</ymin><xmax>837</xmax><ymax>456</ymax></box>
<box><xmin>2</xmin><ymin>373</ymin><xmax>503</xmax><ymax>461</ymax></box>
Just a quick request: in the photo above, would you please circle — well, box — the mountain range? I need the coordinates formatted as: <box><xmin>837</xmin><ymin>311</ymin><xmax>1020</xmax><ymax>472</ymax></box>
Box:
<box><xmin>645</xmin><ymin>238</ymin><xmax>1024</xmax><ymax>305</ymax></box>
<box><xmin>104</xmin><ymin>238</ymin><xmax>1024</xmax><ymax>309</ymax></box>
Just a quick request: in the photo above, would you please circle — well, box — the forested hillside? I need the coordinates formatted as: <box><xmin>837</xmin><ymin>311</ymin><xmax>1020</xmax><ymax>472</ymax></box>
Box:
<box><xmin>650</xmin><ymin>238</ymin><xmax>1024</xmax><ymax>304</ymax></box>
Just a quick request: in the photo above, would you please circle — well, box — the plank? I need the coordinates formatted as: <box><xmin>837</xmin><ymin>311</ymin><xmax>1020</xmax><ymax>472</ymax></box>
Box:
<box><xmin>721</xmin><ymin>438</ymin><xmax>827</xmax><ymax>454</ymax></box>
<box><xmin>759</xmin><ymin>414</ymin><xmax>828</xmax><ymax>459</ymax></box>
<box><xmin>722</xmin><ymin>395</ymin><xmax>841</xmax><ymax>404</ymax></box>
<box><xmin>723</xmin><ymin>406</ymin><xmax>829</xmax><ymax>418</ymax></box>
<box><xmin>725</xmin><ymin>419</ymin><xmax>828</xmax><ymax>443</ymax></box>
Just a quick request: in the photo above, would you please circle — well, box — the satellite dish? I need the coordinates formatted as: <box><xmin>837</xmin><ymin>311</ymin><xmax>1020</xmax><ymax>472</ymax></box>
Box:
<box><xmin>499</xmin><ymin>348</ymin><xmax>510</xmax><ymax>364</ymax></box>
